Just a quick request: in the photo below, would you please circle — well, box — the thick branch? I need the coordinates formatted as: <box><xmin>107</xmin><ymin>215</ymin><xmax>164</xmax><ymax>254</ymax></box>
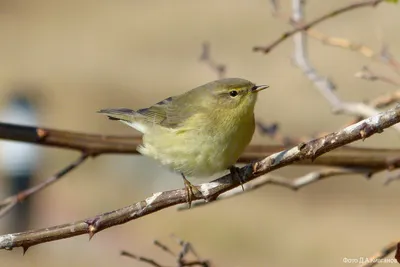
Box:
<box><xmin>1</xmin><ymin>122</ymin><xmax>400</xmax><ymax>168</ymax></box>
<box><xmin>253</xmin><ymin>0</ymin><xmax>385</xmax><ymax>54</ymax></box>
<box><xmin>0</xmin><ymin>104</ymin><xmax>399</xmax><ymax>251</ymax></box>
<box><xmin>0</xmin><ymin>123</ymin><xmax>141</xmax><ymax>155</ymax></box>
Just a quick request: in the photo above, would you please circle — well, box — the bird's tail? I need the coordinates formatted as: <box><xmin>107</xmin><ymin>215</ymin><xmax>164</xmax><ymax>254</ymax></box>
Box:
<box><xmin>97</xmin><ymin>108</ymin><xmax>138</xmax><ymax>122</ymax></box>
<box><xmin>98</xmin><ymin>108</ymin><xmax>148</xmax><ymax>133</ymax></box>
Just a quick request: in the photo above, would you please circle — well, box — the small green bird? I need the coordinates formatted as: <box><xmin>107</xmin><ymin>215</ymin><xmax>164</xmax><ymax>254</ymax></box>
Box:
<box><xmin>98</xmin><ymin>78</ymin><xmax>268</xmax><ymax>207</ymax></box>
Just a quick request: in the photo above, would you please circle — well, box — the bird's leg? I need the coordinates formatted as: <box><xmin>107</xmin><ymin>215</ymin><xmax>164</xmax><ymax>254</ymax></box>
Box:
<box><xmin>229</xmin><ymin>166</ymin><xmax>245</xmax><ymax>191</ymax></box>
<box><xmin>181</xmin><ymin>173</ymin><xmax>202</xmax><ymax>208</ymax></box>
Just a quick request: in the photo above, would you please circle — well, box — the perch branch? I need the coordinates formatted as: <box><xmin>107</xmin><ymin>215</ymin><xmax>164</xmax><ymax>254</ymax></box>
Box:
<box><xmin>308</xmin><ymin>30</ymin><xmax>400</xmax><ymax>75</ymax></box>
<box><xmin>0</xmin><ymin>104</ymin><xmax>399</xmax><ymax>251</ymax></box>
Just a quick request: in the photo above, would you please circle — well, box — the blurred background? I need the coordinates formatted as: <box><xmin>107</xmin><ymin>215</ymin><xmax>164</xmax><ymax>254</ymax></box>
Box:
<box><xmin>0</xmin><ymin>0</ymin><xmax>399</xmax><ymax>266</ymax></box>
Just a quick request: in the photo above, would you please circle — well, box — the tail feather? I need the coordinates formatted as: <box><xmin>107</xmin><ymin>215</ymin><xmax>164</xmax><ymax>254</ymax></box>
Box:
<box><xmin>97</xmin><ymin>108</ymin><xmax>137</xmax><ymax>121</ymax></box>
<box><xmin>97</xmin><ymin>108</ymin><xmax>147</xmax><ymax>133</ymax></box>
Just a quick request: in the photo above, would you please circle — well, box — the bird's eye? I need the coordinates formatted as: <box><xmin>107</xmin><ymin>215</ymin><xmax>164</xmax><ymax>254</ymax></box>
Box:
<box><xmin>229</xmin><ymin>90</ymin><xmax>238</xmax><ymax>97</ymax></box>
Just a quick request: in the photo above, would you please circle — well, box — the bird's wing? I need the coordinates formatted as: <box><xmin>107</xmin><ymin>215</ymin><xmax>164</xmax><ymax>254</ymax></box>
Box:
<box><xmin>98</xmin><ymin>89</ymin><xmax>207</xmax><ymax>130</ymax></box>
<box><xmin>138</xmin><ymin>94</ymin><xmax>203</xmax><ymax>129</ymax></box>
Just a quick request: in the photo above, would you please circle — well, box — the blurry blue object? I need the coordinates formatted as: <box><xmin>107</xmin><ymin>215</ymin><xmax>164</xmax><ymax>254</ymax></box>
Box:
<box><xmin>0</xmin><ymin>92</ymin><xmax>41</xmax><ymax>232</ymax></box>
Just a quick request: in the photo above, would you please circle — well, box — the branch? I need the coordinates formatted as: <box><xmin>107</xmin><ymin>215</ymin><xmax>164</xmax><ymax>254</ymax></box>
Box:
<box><xmin>253</xmin><ymin>0</ymin><xmax>385</xmax><ymax>54</ymax></box>
<box><xmin>354</xmin><ymin>66</ymin><xmax>400</xmax><ymax>87</ymax></box>
<box><xmin>2</xmin><ymin>122</ymin><xmax>400</xmax><ymax>168</ymax></box>
<box><xmin>359</xmin><ymin>241</ymin><xmax>398</xmax><ymax>267</ymax></box>
<box><xmin>199</xmin><ymin>42</ymin><xmax>226</xmax><ymax>79</ymax></box>
<box><xmin>0</xmin><ymin>154</ymin><xmax>88</xmax><ymax>218</ymax></box>
<box><xmin>121</xmin><ymin>236</ymin><xmax>211</xmax><ymax>267</ymax></box>
<box><xmin>307</xmin><ymin>30</ymin><xmax>400</xmax><ymax>75</ymax></box>
<box><xmin>0</xmin><ymin>122</ymin><xmax>141</xmax><ymax>155</ymax></box>
<box><xmin>0</xmin><ymin>104</ymin><xmax>399</xmax><ymax>251</ymax></box>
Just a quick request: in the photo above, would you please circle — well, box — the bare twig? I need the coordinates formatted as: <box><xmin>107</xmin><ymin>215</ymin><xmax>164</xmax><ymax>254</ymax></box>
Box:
<box><xmin>267</xmin><ymin>1</ymin><xmax>400</xmax><ymax>75</ymax></box>
<box><xmin>308</xmin><ymin>30</ymin><xmax>400</xmax><ymax>75</ymax></box>
<box><xmin>369</xmin><ymin>91</ymin><xmax>400</xmax><ymax>109</ymax></box>
<box><xmin>122</xmin><ymin>236</ymin><xmax>211</xmax><ymax>267</ymax></box>
<box><xmin>121</xmin><ymin>250</ymin><xmax>164</xmax><ymax>267</ymax></box>
<box><xmin>0</xmin><ymin>154</ymin><xmax>89</xmax><ymax>218</ymax></box>
<box><xmin>253</xmin><ymin>0</ymin><xmax>385</xmax><ymax>54</ymax></box>
<box><xmin>199</xmin><ymin>42</ymin><xmax>226</xmax><ymax>79</ymax></box>
<box><xmin>154</xmin><ymin>240</ymin><xmax>176</xmax><ymax>257</ymax></box>
<box><xmin>359</xmin><ymin>241</ymin><xmax>398</xmax><ymax>267</ymax></box>
<box><xmin>0</xmin><ymin>104</ymin><xmax>399</xmax><ymax>251</ymax></box>
<box><xmin>354</xmin><ymin>66</ymin><xmax>400</xmax><ymax>87</ymax></box>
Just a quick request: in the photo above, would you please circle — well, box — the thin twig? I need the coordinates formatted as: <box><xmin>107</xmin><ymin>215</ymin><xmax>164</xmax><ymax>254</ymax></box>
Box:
<box><xmin>307</xmin><ymin>30</ymin><xmax>400</xmax><ymax>75</ymax></box>
<box><xmin>154</xmin><ymin>240</ymin><xmax>176</xmax><ymax>257</ymax></box>
<box><xmin>253</xmin><ymin>0</ymin><xmax>385</xmax><ymax>54</ymax></box>
<box><xmin>199</xmin><ymin>42</ymin><xmax>226</xmax><ymax>79</ymax></box>
<box><xmin>369</xmin><ymin>91</ymin><xmax>400</xmax><ymax>109</ymax></box>
<box><xmin>0</xmin><ymin>154</ymin><xmax>89</xmax><ymax>218</ymax></box>
<box><xmin>359</xmin><ymin>241</ymin><xmax>398</xmax><ymax>267</ymax></box>
<box><xmin>354</xmin><ymin>66</ymin><xmax>400</xmax><ymax>87</ymax></box>
<box><xmin>0</xmin><ymin>104</ymin><xmax>399</xmax><ymax>251</ymax></box>
<box><xmin>121</xmin><ymin>250</ymin><xmax>165</xmax><ymax>267</ymax></box>
<box><xmin>122</xmin><ymin>236</ymin><xmax>211</xmax><ymax>267</ymax></box>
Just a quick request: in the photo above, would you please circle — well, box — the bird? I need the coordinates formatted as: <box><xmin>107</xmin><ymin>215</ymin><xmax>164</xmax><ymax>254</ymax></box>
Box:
<box><xmin>98</xmin><ymin>78</ymin><xmax>268</xmax><ymax>207</ymax></box>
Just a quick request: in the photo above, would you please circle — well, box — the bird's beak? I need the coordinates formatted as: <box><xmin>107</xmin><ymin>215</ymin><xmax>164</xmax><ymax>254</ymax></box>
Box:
<box><xmin>251</xmin><ymin>84</ymin><xmax>269</xmax><ymax>93</ymax></box>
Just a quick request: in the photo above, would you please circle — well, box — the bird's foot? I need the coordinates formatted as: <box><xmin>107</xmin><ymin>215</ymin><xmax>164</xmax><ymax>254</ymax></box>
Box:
<box><xmin>181</xmin><ymin>174</ymin><xmax>203</xmax><ymax>208</ymax></box>
<box><xmin>229</xmin><ymin>166</ymin><xmax>245</xmax><ymax>192</ymax></box>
